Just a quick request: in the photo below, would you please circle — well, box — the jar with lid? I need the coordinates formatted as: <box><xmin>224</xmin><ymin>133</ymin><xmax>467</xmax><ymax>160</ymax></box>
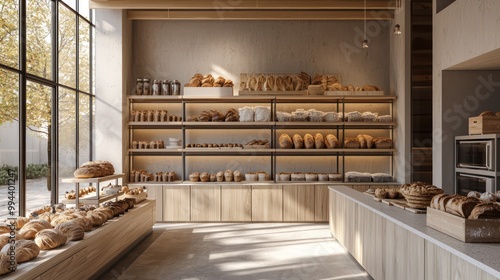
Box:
<box><xmin>161</xmin><ymin>80</ymin><xmax>171</xmax><ymax>95</ymax></box>
<box><xmin>152</xmin><ymin>80</ymin><xmax>161</xmax><ymax>95</ymax></box>
<box><xmin>171</xmin><ymin>80</ymin><xmax>181</xmax><ymax>95</ymax></box>
<box><xmin>135</xmin><ymin>78</ymin><xmax>143</xmax><ymax>95</ymax></box>
<box><xmin>143</xmin><ymin>78</ymin><xmax>151</xmax><ymax>95</ymax></box>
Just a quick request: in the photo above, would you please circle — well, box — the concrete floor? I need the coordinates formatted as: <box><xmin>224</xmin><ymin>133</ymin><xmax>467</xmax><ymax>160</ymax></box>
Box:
<box><xmin>97</xmin><ymin>223</ymin><xmax>372</xmax><ymax>280</ymax></box>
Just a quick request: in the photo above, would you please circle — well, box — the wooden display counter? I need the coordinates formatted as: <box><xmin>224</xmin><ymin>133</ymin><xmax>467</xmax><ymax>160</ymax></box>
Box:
<box><xmin>329</xmin><ymin>186</ymin><xmax>500</xmax><ymax>280</ymax></box>
<box><xmin>137</xmin><ymin>182</ymin><xmax>399</xmax><ymax>222</ymax></box>
<box><xmin>2</xmin><ymin>199</ymin><xmax>155</xmax><ymax>279</ymax></box>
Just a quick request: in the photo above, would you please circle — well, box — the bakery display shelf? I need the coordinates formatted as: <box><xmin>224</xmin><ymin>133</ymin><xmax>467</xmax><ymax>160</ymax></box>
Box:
<box><xmin>275</xmin><ymin>121</ymin><xmax>344</xmax><ymax>128</ymax></box>
<box><xmin>185</xmin><ymin>180</ymin><xmax>275</xmax><ymax>185</ymax></box>
<box><xmin>128</xmin><ymin>181</ymin><xmax>183</xmax><ymax>186</ymax></box>
<box><xmin>61</xmin><ymin>191</ymin><xmax>124</xmax><ymax>205</ymax></box>
<box><xmin>183</xmin><ymin>96</ymin><xmax>275</xmax><ymax>103</ymax></box>
<box><xmin>275</xmin><ymin>149</ymin><xmax>341</xmax><ymax>155</ymax></box>
<box><xmin>128</xmin><ymin>95</ymin><xmax>183</xmax><ymax>103</ymax></box>
<box><xmin>342</xmin><ymin>95</ymin><xmax>396</xmax><ymax>102</ymax></box>
<box><xmin>128</xmin><ymin>149</ymin><xmax>183</xmax><ymax>155</ymax></box>
<box><xmin>183</xmin><ymin>121</ymin><xmax>274</xmax><ymax>128</ymax></box>
<box><xmin>275</xmin><ymin>95</ymin><xmax>343</xmax><ymax>102</ymax></box>
<box><xmin>238</xmin><ymin>90</ymin><xmax>307</xmax><ymax>96</ymax></box>
<box><xmin>344</xmin><ymin>121</ymin><xmax>395</xmax><ymax>127</ymax></box>
<box><xmin>325</xmin><ymin>91</ymin><xmax>385</xmax><ymax>96</ymax></box>
<box><xmin>184</xmin><ymin>148</ymin><xmax>272</xmax><ymax>155</ymax></box>
<box><xmin>342</xmin><ymin>148</ymin><xmax>395</xmax><ymax>154</ymax></box>
<box><xmin>61</xmin><ymin>173</ymin><xmax>125</xmax><ymax>183</ymax></box>
<box><xmin>128</xmin><ymin>122</ymin><xmax>183</xmax><ymax>129</ymax></box>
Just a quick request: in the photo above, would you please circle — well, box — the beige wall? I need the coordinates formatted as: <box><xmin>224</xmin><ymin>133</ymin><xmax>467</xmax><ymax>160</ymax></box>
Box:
<box><xmin>433</xmin><ymin>1</ymin><xmax>500</xmax><ymax>192</ymax></box>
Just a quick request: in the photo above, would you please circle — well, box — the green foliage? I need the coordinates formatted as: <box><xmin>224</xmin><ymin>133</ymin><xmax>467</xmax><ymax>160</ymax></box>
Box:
<box><xmin>0</xmin><ymin>164</ymin><xmax>49</xmax><ymax>185</ymax></box>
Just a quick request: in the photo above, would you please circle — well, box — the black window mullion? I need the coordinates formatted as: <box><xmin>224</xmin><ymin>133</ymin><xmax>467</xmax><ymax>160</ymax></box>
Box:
<box><xmin>19</xmin><ymin>0</ymin><xmax>27</xmax><ymax>216</ymax></box>
<box><xmin>89</xmin><ymin>6</ymin><xmax>94</xmax><ymax>161</ymax></box>
<box><xmin>51</xmin><ymin>0</ymin><xmax>59</xmax><ymax>205</ymax></box>
<box><xmin>76</xmin><ymin>5</ymin><xmax>80</xmax><ymax>173</ymax></box>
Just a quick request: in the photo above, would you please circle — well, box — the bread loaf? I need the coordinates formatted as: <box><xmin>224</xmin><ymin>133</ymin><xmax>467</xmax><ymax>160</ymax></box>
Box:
<box><xmin>445</xmin><ymin>196</ymin><xmax>480</xmax><ymax>218</ymax></box>
<box><xmin>292</xmin><ymin>134</ymin><xmax>304</xmax><ymax>149</ymax></box>
<box><xmin>325</xmin><ymin>134</ymin><xmax>339</xmax><ymax>149</ymax></box>
<box><xmin>314</xmin><ymin>133</ymin><xmax>325</xmax><ymax>149</ymax></box>
<box><xmin>55</xmin><ymin>221</ymin><xmax>85</xmax><ymax>241</ymax></box>
<box><xmin>34</xmin><ymin>229</ymin><xmax>67</xmax><ymax>250</ymax></box>
<box><xmin>431</xmin><ymin>194</ymin><xmax>448</xmax><ymax>209</ymax></box>
<box><xmin>19</xmin><ymin>219</ymin><xmax>52</xmax><ymax>240</ymax></box>
<box><xmin>374</xmin><ymin>188</ymin><xmax>387</xmax><ymax>199</ymax></box>
<box><xmin>266</xmin><ymin>76</ymin><xmax>275</xmax><ymax>91</ymax></box>
<box><xmin>468</xmin><ymin>203</ymin><xmax>500</xmax><ymax>219</ymax></box>
<box><xmin>279</xmin><ymin>134</ymin><xmax>293</xmax><ymax>149</ymax></box>
<box><xmin>303</xmin><ymin>134</ymin><xmax>315</xmax><ymax>149</ymax></box>
<box><xmin>1</xmin><ymin>239</ymin><xmax>39</xmax><ymax>263</ymax></box>
<box><xmin>373</xmin><ymin>137</ymin><xmax>392</xmax><ymax>149</ymax></box>
<box><xmin>363</xmin><ymin>134</ymin><xmax>374</xmax><ymax>148</ymax></box>
<box><xmin>344</xmin><ymin>138</ymin><xmax>360</xmax><ymax>149</ymax></box>
<box><xmin>0</xmin><ymin>252</ymin><xmax>13</xmax><ymax>276</ymax></box>
<box><xmin>357</xmin><ymin>134</ymin><xmax>367</xmax><ymax>148</ymax></box>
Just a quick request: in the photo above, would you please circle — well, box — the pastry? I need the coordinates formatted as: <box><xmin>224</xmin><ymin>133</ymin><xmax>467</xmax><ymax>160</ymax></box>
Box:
<box><xmin>292</xmin><ymin>134</ymin><xmax>304</xmax><ymax>149</ymax></box>
<box><xmin>54</xmin><ymin>221</ymin><xmax>85</xmax><ymax>241</ymax></box>
<box><xmin>305</xmin><ymin>173</ymin><xmax>318</xmax><ymax>181</ymax></box>
<box><xmin>248</xmin><ymin>76</ymin><xmax>258</xmax><ymax>91</ymax></box>
<box><xmin>0</xmin><ymin>239</ymin><xmax>39</xmax><ymax>263</ymax></box>
<box><xmin>189</xmin><ymin>172</ymin><xmax>200</xmax><ymax>182</ymax></box>
<box><xmin>34</xmin><ymin>229</ymin><xmax>67</xmax><ymax>250</ymax></box>
<box><xmin>279</xmin><ymin>134</ymin><xmax>293</xmax><ymax>149</ymax></box>
<box><xmin>445</xmin><ymin>196</ymin><xmax>480</xmax><ymax>218</ymax></box>
<box><xmin>224</xmin><ymin>170</ymin><xmax>233</xmax><ymax>182</ymax></box>
<box><xmin>19</xmin><ymin>219</ymin><xmax>52</xmax><ymax>240</ymax></box>
<box><xmin>387</xmin><ymin>188</ymin><xmax>400</xmax><ymax>199</ymax></box>
<box><xmin>304</xmin><ymin>134</ymin><xmax>315</xmax><ymax>149</ymax></box>
<box><xmin>214</xmin><ymin>77</ymin><xmax>226</xmax><ymax>87</ymax></box>
<box><xmin>266</xmin><ymin>75</ymin><xmax>275</xmax><ymax>91</ymax></box>
<box><xmin>284</xmin><ymin>76</ymin><xmax>294</xmax><ymax>91</ymax></box>
<box><xmin>325</xmin><ymin>134</ymin><xmax>340</xmax><ymax>149</ymax></box>
<box><xmin>291</xmin><ymin>172</ymin><xmax>305</xmax><ymax>181</ymax></box>
<box><xmin>234</xmin><ymin>170</ymin><xmax>242</xmax><ymax>182</ymax></box>
<box><xmin>357</xmin><ymin>134</ymin><xmax>367</xmax><ymax>148</ymax></box>
<box><xmin>223</xmin><ymin>80</ymin><xmax>234</xmax><ymax>87</ymax></box>
<box><xmin>344</xmin><ymin>138</ymin><xmax>360</xmax><ymax>149</ymax></box>
<box><xmin>276</xmin><ymin>76</ymin><xmax>286</xmax><ymax>91</ymax></box>
<box><xmin>257</xmin><ymin>75</ymin><xmax>266</xmax><ymax>91</ymax></box>
<box><xmin>468</xmin><ymin>203</ymin><xmax>500</xmax><ymax>219</ymax></box>
<box><xmin>216</xmin><ymin>171</ymin><xmax>224</xmax><ymax>182</ymax></box>
<box><xmin>374</xmin><ymin>188</ymin><xmax>387</xmax><ymax>199</ymax></box>
<box><xmin>200</xmin><ymin>172</ymin><xmax>209</xmax><ymax>182</ymax></box>
<box><xmin>314</xmin><ymin>133</ymin><xmax>325</xmax><ymax>149</ymax></box>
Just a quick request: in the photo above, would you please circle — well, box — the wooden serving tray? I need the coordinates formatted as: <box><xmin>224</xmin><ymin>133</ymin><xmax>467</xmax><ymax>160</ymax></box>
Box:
<box><xmin>426</xmin><ymin>207</ymin><xmax>500</xmax><ymax>243</ymax></box>
<box><xmin>121</xmin><ymin>192</ymin><xmax>148</xmax><ymax>203</ymax></box>
<box><xmin>363</xmin><ymin>191</ymin><xmax>426</xmax><ymax>214</ymax></box>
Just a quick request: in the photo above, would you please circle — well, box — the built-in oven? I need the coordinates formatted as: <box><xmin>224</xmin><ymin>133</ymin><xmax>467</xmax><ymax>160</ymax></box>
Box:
<box><xmin>456</xmin><ymin>140</ymin><xmax>495</xmax><ymax>170</ymax></box>
<box><xmin>456</xmin><ymin>173</ymin><xmax>496</xmax><ymax>196</ymax></box>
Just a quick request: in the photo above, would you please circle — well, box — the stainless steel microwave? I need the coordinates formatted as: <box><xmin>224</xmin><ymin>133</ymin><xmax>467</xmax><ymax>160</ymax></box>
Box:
<box><xmin>456</xmin><ymin>140</ymin><xmax>495</xmax><ymax>170</ymax></box>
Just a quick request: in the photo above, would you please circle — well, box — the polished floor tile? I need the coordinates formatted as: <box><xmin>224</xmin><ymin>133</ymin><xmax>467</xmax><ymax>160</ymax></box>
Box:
<box><xmin>97</xmin><ymin>223</ymin><xmax>372</xmax><ymax>280</ymax></box>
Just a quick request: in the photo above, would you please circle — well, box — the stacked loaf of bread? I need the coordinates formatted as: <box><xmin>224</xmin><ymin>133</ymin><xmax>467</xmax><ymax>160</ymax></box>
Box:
<box><xmin>186</xmin><ymin>143</ymin><xmax>243</xmax><ymax>148</ymax></box>
<box><xmin>279</xmin><ymin>133</ymin><xmax>340</xmax><ymax>149</ymax></box>
<box><xmin>429</xmin><ymin>191</ymin><xmax>500</xmax><ymax>219</ymax></box>
<box><xmin>73</xmin><ymin>160</ymin><xmax>114</xmax><ymax>179</ymax></box>
<box><xmin>240</xmin><ymin>72</ymin><xmax>310</xmax><ymax>92</ymax></box>
<box><xmin>328</xmin><ymin>82</ymin><xmax>381</xmax><ymax>92</ymax></box>
<box><xmin>187</xmin><ymin>108</ymin><xmax>240</xmax><ymax>122</ymax></box>
<box><xmin>400</xmin><ymin>182</ymin><xmax>444</xmax><ymax>209</ymax></box>
<box><xmin>185</xmin><ymin>73</ymin><xmax>234</xmax><ymax>88</ymax></box>
<box><xmin>189</xmin><ymin>169</ymin><xmax>243</xmax><ymax>182</ymax></box>
<box><xmin>344</xmin><ymin>135</ymin><xmax>392</xmax><ymax>149</ymax></box>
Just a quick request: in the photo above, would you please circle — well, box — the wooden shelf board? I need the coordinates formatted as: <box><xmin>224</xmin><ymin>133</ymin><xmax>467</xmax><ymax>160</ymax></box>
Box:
<box><xmin>61</xmin><ymin>174</ymin><xmax>125</xmax><ymax>184</ymax></box>
<box><xmin>183</xmin><ymin>121</ymin><xmax>274</xmax><ymax>128</ymax></box>
<box><xmin>128</xmin><ymin>95</ymin><xmax>183</xmax><ymax>103</ymax></box>
<box><xmin>128</xmin><ymin>122</ymin><xmax>183</xmax><ymax>128</ymax></box>
<box><xmin>61</xmin><ymin>192</ymin><xmax>123</xmax><ymax>205</ymax></box>
<box><xmin>275</xmin><ymin>121</ymin><xmax>344</xmax><ymax>127</ymax></box>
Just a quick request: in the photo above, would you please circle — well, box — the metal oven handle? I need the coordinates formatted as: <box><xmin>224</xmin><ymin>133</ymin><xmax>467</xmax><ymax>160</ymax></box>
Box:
<box><xmin>458</xmin><ymin>173</ymin><xmax>489</xmax><ymax>179</ymax></box>
<box><xmin>486</xmin><ymin>142</ymin><xmax>492</xmax><ymax>170</ymax></box>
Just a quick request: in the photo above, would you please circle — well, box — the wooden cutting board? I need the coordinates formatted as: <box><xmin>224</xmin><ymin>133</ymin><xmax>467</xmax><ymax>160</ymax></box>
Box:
<box><xmin>363</xmin><ymin>191</ymin><xmax>426</xmax><ymax>214</ymax></box>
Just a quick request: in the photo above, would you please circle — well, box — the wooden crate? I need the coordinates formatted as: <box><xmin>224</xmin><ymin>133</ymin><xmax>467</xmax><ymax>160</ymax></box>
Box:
<box><xmin>426</xmin><ymin>207</ymin><xmax>500</xmax><ymax>242</ymax></box>
<box><xmin>469</xmin><ymin>116</ymin><xmax>500</xmax><ymax>135</ymax></box>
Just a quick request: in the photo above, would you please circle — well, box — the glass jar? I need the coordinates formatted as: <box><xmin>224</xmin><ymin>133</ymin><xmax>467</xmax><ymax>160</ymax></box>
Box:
<box><xmin>143</xmin><ymin>78</ymin><xmax>151</xmax><ymax>95</ymax></box>
<box><xmin>152</xmin><ymin>80</ymin><xmax>161</xmax><ymax>95</ymax></box>
<box><xmin>171</xmin><ymin>80</ymin><xmax>181</xmax><ymax>95</ymax></box>
<box><xmin>161</xmin><ymin>80</ymin><xmax>171</xmax><ymax>95</ymax></box>
<box><xmin>135</xmin><ymin>78</ymin><xmax>143</xmax><ymax>95</ymax></box>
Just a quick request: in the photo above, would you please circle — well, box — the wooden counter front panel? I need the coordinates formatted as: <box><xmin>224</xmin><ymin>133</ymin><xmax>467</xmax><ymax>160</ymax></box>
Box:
<box><xmin>252</xmin><ymin>185</ymin><xmax>283</xmax><ymax>221</ymax></box>
<box><xmin>425</xmin><ymin>241</ymin><xmax>498</xmax><ymax>280</ymax></box>
<box><xmin>191</xmin><ymin>185</ymin><xmax>221</xmax><ymax>221</ymax></box>
<box><xmin>330</xmin><ymin>190</ymin><xmax>424</xmax><ymax>280</ymax></box>
<box><xmin>163</xmin><ymin>185</ymin><xmax>191</xmax><ymax>221</ymax></box>
<box><xmin>221</xmin><ymin>185</ymin><xmax>252</xmax><ymax>222</ymax></box>
<box><xmin>314</xmin><ymin>185</ymin><xmax>329</xmax><ymax>222</ymax></box>
<box><xmin>146</xmin><ymin>185</ymin><xmax>163</xmax><ymax>221</ymax></box>
<box><xmin>283</xmin><ymin>185</ymin><xmax>315</xmax><ymax>222</ymax></box>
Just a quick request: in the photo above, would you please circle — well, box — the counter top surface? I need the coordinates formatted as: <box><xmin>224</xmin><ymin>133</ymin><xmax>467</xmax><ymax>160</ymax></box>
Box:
<box><xmin>329</xmin><ymin>185</ymin><xmax>500</xmax><ymax>278</ymax></box>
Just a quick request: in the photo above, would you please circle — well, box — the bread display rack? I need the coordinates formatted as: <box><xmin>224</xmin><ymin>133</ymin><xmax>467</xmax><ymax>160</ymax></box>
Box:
<box><xmin>127</xmin><ymin>94</ymin><xmax>395</xmax><ymax>184</ymax></box>
<box><xmin>61</xmin><ymin>173</ymin><xmax>125</xmax><ymax>205</ymax></box>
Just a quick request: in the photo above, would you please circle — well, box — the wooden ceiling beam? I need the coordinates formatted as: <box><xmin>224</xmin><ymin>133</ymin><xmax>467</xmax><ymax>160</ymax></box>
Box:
<box><xmin>127</xmin><ymin>9</ymin><xmax>394</xmax><ymax>20</ymax></box>
<box><xmin>91</xmin><ymin>0</ymin><xmax>396</xmax><ymax>10</ymax></box>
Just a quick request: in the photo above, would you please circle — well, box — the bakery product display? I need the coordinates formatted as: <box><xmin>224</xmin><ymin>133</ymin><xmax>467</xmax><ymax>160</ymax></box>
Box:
<box><xmin>468</xmin><ymin>203</ymin><xmax>500</xmax><ymax>219</ymax></box>
<box><xmin>74</xmin><ymin>160</ymin><xmax>114</xmax><ymax>179</ymax></box>
<box><xmin>400</xmin><ymin>182</ymin><xmax>444</xmax><ymax>209</ymax></box>
<box><xmin>279</xmin><ymin>134</ymin><xmax>293</xmax><ymax>149</ymax></box>
<box><xmin>0</xmin><ymin>240</ymin><xmax>39</xmax><ymax>264</ymax></box>
<box><xmin>55</xmin><ymin>221</ymin><xmax>85</xmax><ymax>241</ymax></box>
<box><xmin>445</xmin><ymin>196</ymin><xmax>480</xmax><ymax>218</ymax></box>
<box><xmin>185</xmin><ymin>74</ymin><xmax>233</xmax><ymax>88</ymax></box>
<box><xmin>19</xmin><ymin>219</ymin><xmax>52</xmax><ymax>240</ymax></box>
<box><xmin>34</xmin><ymin>229</ymin><xmax>68</xmax><ymax>250</ymax></box>
<box><xmin>345</xmin><ymin>171</ymin><xmax>372</xmax><ymax>182</ymax></box>
<box><xmin>239</xmin><ymin>72</ymin><xmax>310</xmax><ymax>92</ymax></box>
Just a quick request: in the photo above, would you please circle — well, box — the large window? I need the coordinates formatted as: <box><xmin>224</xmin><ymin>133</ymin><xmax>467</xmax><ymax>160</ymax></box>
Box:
<box><xmin>0</xmin><ymin>0</ymin><xmax>94</xmax><ymax>217</ymax></box>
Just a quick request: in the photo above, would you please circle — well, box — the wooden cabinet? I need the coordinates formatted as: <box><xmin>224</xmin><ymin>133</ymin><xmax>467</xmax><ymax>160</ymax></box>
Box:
<box><xmin>190</xmin><ymin>185</ymin><xmax>221</xmax><ymax>221</ymax></box>
<box><xmin>163</xmin><ymin>185</ymin><xmax>191</xmax><ymax>221</ymax></box>
<box><xmin>145</xmin><ymin>185</ymin><xmax>163</xmax><ymax>221</ymax></box>
<box><xmin>221</xmin><ymin>185</ymin><xmax>252</xmax><ymax>221</ymax></box>
<box><xmin>314</xmin><ymin>185</ymin><xmax>329</xmax><ymax>222</ymax></box>
<box><xmin>252</xmin><ymin>185</ymin><xmax>283</xmax><ymax>221</ymax></box>
<box><xmin>283</xmin><ymin>184</ymin><xmax>315</xmax><ymax>221</ymax></box>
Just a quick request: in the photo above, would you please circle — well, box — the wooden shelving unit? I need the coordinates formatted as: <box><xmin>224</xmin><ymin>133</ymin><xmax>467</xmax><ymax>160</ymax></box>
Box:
<box><xmin>61</xmin><ymin>173</ymin><xmax>125</xmax><ymax>205</ymax></box>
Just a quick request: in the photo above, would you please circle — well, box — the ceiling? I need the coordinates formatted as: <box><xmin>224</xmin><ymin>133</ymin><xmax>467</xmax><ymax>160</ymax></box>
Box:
<box><xmin>90</xmin><ymin>0</ymin><xmax>397</xmax><ymax>20</ymax></box>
